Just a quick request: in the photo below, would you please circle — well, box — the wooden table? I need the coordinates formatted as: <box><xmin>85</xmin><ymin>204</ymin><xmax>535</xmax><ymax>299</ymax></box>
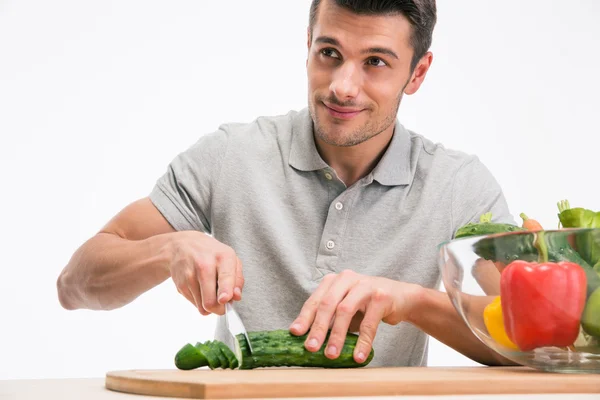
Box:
<box><xmin>2</xmin><ymin>377</ymin><xmax>599</xmax><ymax>400</ymax></box>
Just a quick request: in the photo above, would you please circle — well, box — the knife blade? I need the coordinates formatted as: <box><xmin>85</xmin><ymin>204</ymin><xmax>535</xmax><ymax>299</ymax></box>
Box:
<box><xmin>224</xmin><ymin>301</ymin><xmax>253</xmax><ymax>364</ymax></box>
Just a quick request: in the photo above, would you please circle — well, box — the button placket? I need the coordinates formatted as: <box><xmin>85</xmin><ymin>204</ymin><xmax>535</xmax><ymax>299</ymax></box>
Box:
<box><xmin>314</xmin><ymin>168</ymin><xmax>354</xmax><ymax>278</ymax></box>
<box><xmin>326</xmin><ymin>191</ymin><xmax>348</xmax><ymax>252</ymax></box>
<box><xmin>315</xmin><ymin>199</ymin><xmax>343</xmax><ymax>276</ymax></box>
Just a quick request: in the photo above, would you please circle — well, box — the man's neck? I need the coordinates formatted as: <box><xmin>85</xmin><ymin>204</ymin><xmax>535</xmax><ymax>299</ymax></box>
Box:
<box><xmin>314</xmin><ymin>126</ymin><xmax>395</xmax><ymax>188</ymax></box>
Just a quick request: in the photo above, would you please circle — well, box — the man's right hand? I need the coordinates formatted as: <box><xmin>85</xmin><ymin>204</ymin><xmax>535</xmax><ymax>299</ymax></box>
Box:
<box><xmin>56</xmin><ymin>197</ymin><xmax>243</xmax><ymax>314</ymax></box>
<box><xmin>168</xmin><ymin>231</ymin><xmax>244</xmax><ymax>315</ymax></box>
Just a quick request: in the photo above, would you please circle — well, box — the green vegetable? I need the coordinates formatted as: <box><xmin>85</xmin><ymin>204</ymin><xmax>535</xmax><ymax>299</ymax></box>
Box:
<box><xmin>214</xmin><ymin>340</ymin><xmax>239</xmax><ymax>369</ymax></box>
<box><xmin>174</xmin><ymin>343</ymin><xmax>207</xmax><ymax>370</ymax></box>
<box><xmin>472</xmin><ymin>230</ymin><xmax>600</xmax><ymax>298</ymax></box>
<box><xmin>206</xmin><ymin>340</ymin><xmax>229</xmax><ymax>368</ymax></box>
<box><xmin>174</xmin><ymin>329</ymin><xmax>374</xmax><ymax>370</ymax></box>
<box><xmin>454</xmin><ymin>212</ymin><xmax>526</xmax><ymax>239</ymax></box>
<box><xmin>194</xmin><ymin>341</ymin><xmax>220</xmax><ymax>370</ymax></box>
<box><xmin>557</xmin><ymin>199</ymin><xmax>600</xmax><ymax>272</ymax></box>
<box><xmin>558</xmin><ymin>200</ymin><xmax>600</xmax><ymax>229</ymax></box>
<box><xmin>237</xmin><ymin>329</ymin><xmax>373</xmax><ymax>369</ymax></box>
<box><xmin>582</xmin><ymin>287</ymin><xmax>600</xmax><ymax>338</ymax></box>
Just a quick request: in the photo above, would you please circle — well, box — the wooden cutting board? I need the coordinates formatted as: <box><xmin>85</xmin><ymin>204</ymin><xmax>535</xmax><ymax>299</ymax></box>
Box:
<box><xmin>105</xmin><ymin>366</ymin><xmax>600</xmax><ymax>399</ymax></box>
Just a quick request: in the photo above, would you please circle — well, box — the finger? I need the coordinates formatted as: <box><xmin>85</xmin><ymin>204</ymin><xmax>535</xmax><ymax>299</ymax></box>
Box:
<box><xmin>354</xmin><ymin>288</ymin><xmax>388</xmax><ymax>363</ymax></box>
<box><xmin>305</xmin><ymin>270</ymin><xmax>360</xmax><ymax>352</ymax></box>
<box><xmin>173</xmin><ymin>271</ymin><xmax>196</xmax><ymax>306</ymax></box>
<box><xmin>233</xmin><ymin>257</ymin><xmax>244</xmax><ymax>301</ymax></box>
<box><xmin>176</xmin><ymin>283</ymin><xmax>196</xmax><ymax>306</ymax></box>
<box><xmin>177</xmin><ymin>279</ymin><xmax>209</xmax><ymax>316</ymax></box>
<box><xmin>196</xmin><ymin>259</ymin><xmax>222</xmax><ymax>315</ymax></box>
<box><xmin>187</xmin><ymin>280</ymin><xmax>209</xmax><ymax>316</ymax></box>
<box><xmin>216</xmin><ymin>251</ymin><xmax>237</xmax><ymax>305</ymax></box>
<box><xmin>187</xmin><ymin>271</ymin><xmax>209</xmax><ymax>315</ymax></box>
<box><xmin>325</xmin><ymin>284</ymin><xmax>371</xmax><ymax>359</ymax></box>
<box><xmin>289</xmin><ymin>273</ymin><xmax>336</xmax><ymax>336</ymax></box>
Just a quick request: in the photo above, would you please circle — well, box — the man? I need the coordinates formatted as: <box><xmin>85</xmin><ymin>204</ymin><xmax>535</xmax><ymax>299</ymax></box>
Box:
<box><xmin>57</xmin><ymin>0</ymin><xmax>516</xmax><ymax>367</ymax></box>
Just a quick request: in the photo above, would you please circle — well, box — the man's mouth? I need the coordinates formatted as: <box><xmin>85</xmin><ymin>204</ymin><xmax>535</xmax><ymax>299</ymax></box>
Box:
<box><xmin>322</xmin><ymin>102</ymin><xmax>363</xmax><ymax>120</ymax></box>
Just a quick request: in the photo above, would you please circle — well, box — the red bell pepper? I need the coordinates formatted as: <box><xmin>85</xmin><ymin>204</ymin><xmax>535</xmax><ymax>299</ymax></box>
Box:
<box><xmin>500</xmin><ymin>260</ymin><xmax>587</xmax><ymax>351</ymax></box>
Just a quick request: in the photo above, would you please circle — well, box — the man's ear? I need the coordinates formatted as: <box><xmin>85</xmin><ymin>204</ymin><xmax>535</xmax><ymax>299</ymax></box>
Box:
<box><xmin>404</xmin><ymin>52</ymin><xmax>433</xmax><ymax>96</ymax></box>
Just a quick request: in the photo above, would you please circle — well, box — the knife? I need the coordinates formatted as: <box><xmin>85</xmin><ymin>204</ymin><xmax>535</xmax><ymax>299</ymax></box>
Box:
<box><xmin>224</xmin><ymin>301</ymin><xmax>253</xmax><ymax>364</ymax></box>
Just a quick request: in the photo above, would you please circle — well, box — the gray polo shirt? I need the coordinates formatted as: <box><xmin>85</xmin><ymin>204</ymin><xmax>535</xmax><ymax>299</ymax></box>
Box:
<box><xmin>149</xmin><ymin>107</ymin><xmax>514</xmax><ymax>367</ymax></box>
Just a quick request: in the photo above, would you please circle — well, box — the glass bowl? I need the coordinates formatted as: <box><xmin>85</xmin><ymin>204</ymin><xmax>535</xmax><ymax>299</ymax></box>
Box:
<box><xmin>439</xmin><ymin>227</ymin><xmax>600</xmax><ymax>373</ymax></box>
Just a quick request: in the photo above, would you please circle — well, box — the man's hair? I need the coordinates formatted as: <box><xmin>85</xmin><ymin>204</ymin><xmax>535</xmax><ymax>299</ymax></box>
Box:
<box><xmin>309</xmin><ymin>0</ymin><xmax>437</xmax><ymax>71</ymax></box>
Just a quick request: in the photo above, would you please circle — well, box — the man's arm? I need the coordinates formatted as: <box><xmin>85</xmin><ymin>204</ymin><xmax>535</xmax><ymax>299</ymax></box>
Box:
<box><xmin>57</xmin><ymin>127</ymin><xmax>242</xmax><ymax>313</ymax></box>
<box><xmin>407</xmin><ymin>286</ymin><xmax>518</xmax><ymax>366</ymax></box>
<box><xmin>56</xmin><ymin>198</ymin><xmax>175</xmax><ymax>310</ymax></box>
<box><xmin>57</xmin><ymin>196</ymin><xmax>245</xmax><ymax>314</ymax></box>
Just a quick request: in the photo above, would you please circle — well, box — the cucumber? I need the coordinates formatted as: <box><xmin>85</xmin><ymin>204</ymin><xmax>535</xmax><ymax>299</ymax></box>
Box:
<box><xmin>174</xmin><ymin>343</ymin><xmax>207</xmax><ymax>370</ymax></box>
<box><xmin>205</xmin><ymin>340</ymin><xmax>228</xmax><ymax>368</ymax></box>
<box><xmin>174</xmin><ymin>329</ymin><xmax>374</xmax><ymax>370</ymax></box>
<box><xmin>471</xmin><ymin>231</ymin><xmax>539</xmax><ymax>263</ymax></box>
<box><xmin>455</xmin><ymin>212</ymin><xmax>525</xmax><ymax>239</ymax></box>
<box><xmin>215</xmin><ymin>341</ymin><xmax>239</xmax><ymax>369</ymax></box>
<box><xmin>236</xmin><ymin>329</ymin><xmax>373</xmax><ymax>369</ymax></box>
<box><xmin>194</xmin><ymin>341</ymin><xmax>221</xmax><ymax>369</ymax></box>
<box><xmin>582</xmin><ymin>287</ymin><xmax>600</xmax><ymax>338</ymax></box>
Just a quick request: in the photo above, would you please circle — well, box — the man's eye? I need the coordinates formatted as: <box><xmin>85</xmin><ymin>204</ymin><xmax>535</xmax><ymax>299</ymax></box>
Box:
<box><xmin>320</xmin><ymin>48</ymin><xmax>340</xmax><ymax>59</ymax></box>
<box><xmin>367</xmin><ymin>57</ymin><xmax>386</xmax><ymax>67</ymax></box>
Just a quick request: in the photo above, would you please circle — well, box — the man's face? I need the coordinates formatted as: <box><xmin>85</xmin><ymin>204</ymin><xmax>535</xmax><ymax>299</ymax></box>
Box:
<box><xmin>307</xmin><ymin>0</ymin><xmax>429</xmax><ymax>147</ymax></box>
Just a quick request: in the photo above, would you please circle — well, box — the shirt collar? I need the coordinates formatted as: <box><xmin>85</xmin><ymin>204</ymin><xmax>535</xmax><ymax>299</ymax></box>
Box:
<box><xmin>289</xmin><ymin>108</ymin><xmax>413</xmax><ymax>186</ymax></box>
<box><xmin>288</xmin><ymin>108</ymin><xmax>329</xmax><ymax>172</ymax></box>
<box><xmin>371</xmin><ymin>119</ymin><xmax>413</xmax><ymax>186</ymax></box>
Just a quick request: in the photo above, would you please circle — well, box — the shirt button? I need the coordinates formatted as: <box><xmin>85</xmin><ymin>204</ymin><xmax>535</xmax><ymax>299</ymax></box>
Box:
<box><xmin>335</xmin><ymin>202</ymin><xmax>343</xmax><ymax>210</ymax></box>
<box><xmin>326</xmin><ymin>240</ymin><xmax>335</xmax><ymax>249</ymax></box>
<box><xmin>324</xmin><ymin>172</ymin><xmax>333</xmax><ymax>180</ymax></box>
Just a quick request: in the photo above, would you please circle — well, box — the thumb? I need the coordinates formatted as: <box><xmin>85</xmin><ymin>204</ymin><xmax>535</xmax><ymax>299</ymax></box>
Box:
<box><xmin>233</xmin><ymin>257</ymin><xmax>245</xmax><ymax>300</ymax></box>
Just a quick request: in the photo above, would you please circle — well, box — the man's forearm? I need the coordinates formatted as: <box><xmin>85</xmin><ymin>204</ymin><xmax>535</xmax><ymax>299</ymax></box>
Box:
<box><xmin>57</xmin><ymin>232</ymin><xmax>172</xmax><ymax>311</ymax></box>
<box><xmin>407</xmin><ymin>287</ymin><xmax>518</xmax><ymax>366</ymax></box>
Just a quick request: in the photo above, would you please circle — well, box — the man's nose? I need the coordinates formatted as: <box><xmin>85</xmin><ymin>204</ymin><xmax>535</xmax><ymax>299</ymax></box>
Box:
<box><xmin>329</xmin><ymin>62</ymin><xmax>360</xmax><ymax>100</ymax></box>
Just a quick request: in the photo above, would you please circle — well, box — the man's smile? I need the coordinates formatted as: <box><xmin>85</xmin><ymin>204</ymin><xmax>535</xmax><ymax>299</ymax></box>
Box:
<box><xmin>322</xmin><ymin>101</ymin><xmax>364</xmax><ymax>120</ymax></box>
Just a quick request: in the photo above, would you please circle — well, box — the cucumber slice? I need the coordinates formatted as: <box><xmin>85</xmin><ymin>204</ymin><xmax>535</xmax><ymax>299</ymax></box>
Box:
<box><xmin>174</xmin><ymin>343</ymin><xmax>207</xmax><ymax>370</ymax></box>
<box><xmin>205</xmin><ymin>340</ymin><xmax>228</xmax><ymax>369</ymax></box>
<box><xmin>194</xmin><ymin>342</ymin><xmax>220</xmax><ymax>369</ymax></box>
<box><xmin>215</xmin><ymin>341</ymin><xmax>239</xmax><ymax>369</ymax></box>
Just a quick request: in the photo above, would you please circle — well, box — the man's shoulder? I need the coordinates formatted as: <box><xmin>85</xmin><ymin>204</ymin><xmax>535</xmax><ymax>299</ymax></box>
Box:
<box><xmin>406</xmin><ymin>129</ymin><xmax>481</xmax><ymax>175</ymax></box>
<box><xmin>403</xmin><ymin>128</ymin><xmax>514</xmax><ymax>227</ymax></box>
<box><xmin>183</xmin><ymin>109</ymin><xmax>306</xmax><ymax>166</ymax></box>
<box><xmin>216</xmin><ymin>109</ymin><xmax>303</xmax><ymax>144</ymax></box>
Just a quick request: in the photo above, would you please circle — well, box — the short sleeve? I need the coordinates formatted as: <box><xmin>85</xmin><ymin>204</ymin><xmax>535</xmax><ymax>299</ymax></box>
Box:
<box><xmin>450</xmin><ymin>156</ymin><xmax>516</xmax><ymax>237</ymax></box>
<box><xmin>149</xmin><ymin>128</ymin><xmax>230</xmax><ymax>233</ymax></box>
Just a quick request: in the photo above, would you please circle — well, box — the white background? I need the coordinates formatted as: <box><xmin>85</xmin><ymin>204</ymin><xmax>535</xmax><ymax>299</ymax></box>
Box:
<box><xmin>1</xmin><ymin>0</ymin><xmax>599</xmax><ymax>380</ymax></box>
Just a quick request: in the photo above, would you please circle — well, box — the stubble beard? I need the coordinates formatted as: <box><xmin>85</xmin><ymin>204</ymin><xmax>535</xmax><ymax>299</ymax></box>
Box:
<box><xmin>309</xmin><ymin>92</ymin><xmax>403</xmax><ymax>148</ymax></box>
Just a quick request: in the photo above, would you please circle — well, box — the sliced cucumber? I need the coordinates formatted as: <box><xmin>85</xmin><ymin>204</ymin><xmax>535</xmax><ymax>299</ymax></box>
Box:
<box><xmin>215</xmin><ymin>341</ymin><xmax>239</xmax><ymax>369</ymax></box>
<box><xmin>174</xmin><ymin>343</ymin><xmax>207</xmax><ymax>370</ymax></box>
<box><xmin>194</xmin><ymin>341</ymin><xmax>220</xmax><ymax>369</ymax></box>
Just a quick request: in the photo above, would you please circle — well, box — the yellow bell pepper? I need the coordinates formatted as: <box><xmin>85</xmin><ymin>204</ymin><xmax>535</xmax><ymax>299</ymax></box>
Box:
<box><xmin>483</xmin><ymin>296</ymin><xmax>519</xmax><ymax>350</ymax></box>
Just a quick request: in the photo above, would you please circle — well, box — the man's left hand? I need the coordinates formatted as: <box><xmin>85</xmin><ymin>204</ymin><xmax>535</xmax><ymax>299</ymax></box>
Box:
<box><xmin>289</xmin><ymin>270</ymin><xmax>422</xmax><ymax>363</ymax></box>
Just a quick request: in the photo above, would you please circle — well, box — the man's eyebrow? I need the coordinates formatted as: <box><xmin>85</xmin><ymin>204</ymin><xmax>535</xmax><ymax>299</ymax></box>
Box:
<box><xmin>363</xmin><ymin>47</ymin><xmax>398</xmax><ymax>60</ymax></box>
<box><xmin>314</xmin><ymin>36</ymin><xmax>398</xmax><ymax>60</ymax></box>
<box><xmin>315</xmin><ymin>36</ymin><xmax>340</xmax><ymax>46</ymax></box>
